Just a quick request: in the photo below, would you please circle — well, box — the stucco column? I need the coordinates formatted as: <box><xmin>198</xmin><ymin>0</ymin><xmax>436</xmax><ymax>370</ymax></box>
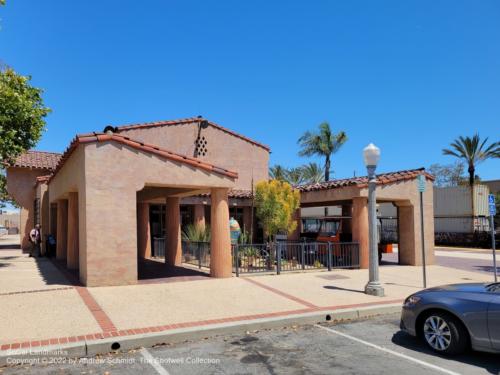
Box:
<box><xmin>137</xmin><ymin>202</ymin><xmax>151</xmax><ymax>259</ymax></box>
<box><xmin>66</xmin><ymin>192</ymin><xmax>79</xmax><ymax>269</ymax></box>
<box><xmin>193</xmin><ymin>204</ymin><xmax>206</xmax><ymax>230</ymax></box>
<box><xmin>287</xmin><ymin>208</ymin><xmax>301</xmax><ymax>241</ymax></box>
<box><xmin>352</xmin><ymin>197</ymin><xmax>369</xmax><ymax>269</ymax></box>
<box><xmin>56</xmin><ymin>199</ymin><xmax>68</xmax><ymax>261</ymax></box>
<box><xmin>397</xmin><ymin>197</ymin><xmax>435</xmax><ymax>266</ymax></box>
<box><xmin>242</xmin><ymin>206</ymin><xmax>253</xmax><ymax>235</ymax></box>
<box><xmin>165</xmin><ymin>197</ymin><xmax>182</xmax><ymax>266</ymax></box>
<box><xmin>210</xmin><ymin>188</ymin><xmax>232</xmax><ymax>278</ymax></box>
<box><xmin>341</xmin><ymin>204</ymin><xmax>352</xmax><ymax>236</ymax></box>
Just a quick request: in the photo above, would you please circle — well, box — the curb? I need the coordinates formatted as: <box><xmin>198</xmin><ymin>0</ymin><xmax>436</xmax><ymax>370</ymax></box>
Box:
<box><xmin>0</xmin><ymin>303</ymin><xmax>402</xmax><ymax>366</ymax></box>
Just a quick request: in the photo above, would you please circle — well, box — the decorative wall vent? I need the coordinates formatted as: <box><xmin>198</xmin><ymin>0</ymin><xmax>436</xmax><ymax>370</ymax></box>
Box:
<box><xmin>195</xmin><ymin>136</ymin><xmax>208</xmax><ymax>157</ymax></box>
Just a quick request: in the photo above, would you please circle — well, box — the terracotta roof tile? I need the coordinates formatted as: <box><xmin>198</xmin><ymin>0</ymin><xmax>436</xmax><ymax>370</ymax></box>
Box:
<box><xmin>11</xmin><ymin>151</ymin><xmax>62</xmax><ymax>171</ymax></box>
<box><xmin>197</xmin><ymin>189</ymin><xmax>253</xmax><ymax>199</ymax></box>
<box><xmin>49</xmin><ymin>132</ymin><xmax>238</xmax><ymax>182</ymax></box>
<box><xmin>297</xmin><ymin>168</ymin><xmax>434</xmax><ymax>192</ymax></box>
<box><xmin>113</xmin><ymin>117</ymin><xmax>271</xmax><ymax>152</ymax></box>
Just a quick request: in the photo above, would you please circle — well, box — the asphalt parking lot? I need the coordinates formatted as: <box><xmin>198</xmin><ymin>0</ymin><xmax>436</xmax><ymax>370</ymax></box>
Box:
<box><xmin>2</xmin><ymin>313</ymin><xmax>498</xmax><ymax>375</ymax></box>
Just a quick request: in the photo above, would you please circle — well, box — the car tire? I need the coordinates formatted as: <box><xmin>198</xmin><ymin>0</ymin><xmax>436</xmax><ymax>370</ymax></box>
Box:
<box><xmin>420</xmin><ymin>312</ymin><xmax>469</xmax><ymax>355</ymax></box>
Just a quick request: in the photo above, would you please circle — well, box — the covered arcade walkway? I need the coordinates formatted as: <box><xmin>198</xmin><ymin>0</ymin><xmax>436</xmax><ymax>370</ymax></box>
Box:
<box><xmin>47</xmin><ymin>132</ymin><xmax>238</xmax><ymax>286</ymax></box>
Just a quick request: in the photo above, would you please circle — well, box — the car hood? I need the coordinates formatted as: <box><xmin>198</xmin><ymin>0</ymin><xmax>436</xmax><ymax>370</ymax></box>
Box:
<box><xmin>424</xmin><ymin>283</ymin><xmax>488</xmax><ymax>293</ymax></box>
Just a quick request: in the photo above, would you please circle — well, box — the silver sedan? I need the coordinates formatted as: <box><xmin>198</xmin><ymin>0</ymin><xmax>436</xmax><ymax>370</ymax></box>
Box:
<box><xmin>400</xmin><ymin>282</ymin><xmax>500</xmax><ymax>355</ymax></box>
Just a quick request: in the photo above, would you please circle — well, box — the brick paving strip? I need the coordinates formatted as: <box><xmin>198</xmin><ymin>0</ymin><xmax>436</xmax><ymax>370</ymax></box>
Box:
<box><xmin>74</xmin><ymin>287</ymin><xmax>117</xmax><ymax>333</ymax></box>
<box><xmin>241</xmin><ymin>276</ymin><xmax>319</xmax><ymax>308</ymax></box>
<box><xmin>0</xmin><ymin>298</ymin><xmax>403</xmax><ymax>352</ymax></box>
<box><xmin>0</xmin><ymin>257</ymin><xmax>405</xmax><ymax>354</ymax></box>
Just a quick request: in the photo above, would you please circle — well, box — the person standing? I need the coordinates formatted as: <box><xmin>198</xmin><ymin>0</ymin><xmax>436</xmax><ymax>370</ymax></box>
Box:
<box><xmin>29</xmin><ymin>224</ymin><xmax>41</xmax><ymax>257</ymax></box>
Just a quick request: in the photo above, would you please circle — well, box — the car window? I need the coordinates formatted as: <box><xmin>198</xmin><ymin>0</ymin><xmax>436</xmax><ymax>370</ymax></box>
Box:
<box><xmin>320</xmin><ymin>221</ymin><xmax>340</xmax><ymax>236</ymax></box>
<box><xmin>486</xmin><ymin>283</ymin><xmax>500</xmax><ymax>293</ymax></box>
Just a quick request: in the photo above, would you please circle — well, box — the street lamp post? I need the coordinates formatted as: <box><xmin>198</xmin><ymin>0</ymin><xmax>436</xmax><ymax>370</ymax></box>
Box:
<box><xmin>363</xmin><ymin>143</ymin><xmax>385</xmax><ymax>297</ymax></box>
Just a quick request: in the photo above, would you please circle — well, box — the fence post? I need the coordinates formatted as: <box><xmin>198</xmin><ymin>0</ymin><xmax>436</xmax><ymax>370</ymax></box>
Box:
<box><xmin>234</xmin><ymin>244</ymin><xmax>239</xmax><ymax>277</ymax></box>
<box><xmin>301</xmin><ymin>243</ymin><xmax>305</xmax><ymax>270</ymax></box>
<box><xmin>277</xmin><ymin>242</ymin><xmax>281</xmax><ymax>275</ymax></box>
<box><xmin>327</xmin><ymin>242</ymin><xmax>332</xmax><ymax>271</ymax></box>
<box><xmin>198</xmin><ymin>243</ymin><xmax>202</xmax><ymax>269</ymax></box>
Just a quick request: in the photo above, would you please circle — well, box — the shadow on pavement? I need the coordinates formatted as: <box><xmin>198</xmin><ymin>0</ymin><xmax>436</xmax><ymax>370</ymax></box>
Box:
<box><xmin>138</xmin><ymin>258</ymin><xmax>210</xmax><ymax>281</ymax></box>
<box><xmin>0</xmin><ymin>243</ymin><xmax>21</xmax><ymax>250</ymax></box>
<box><xmin>391</xmin><ymin>331</ymin><xmax>500</xmax><ymax>375</ymax></box>
<box><xmin>323</xmin><ymin>285</ymin><xmax>365</xmax><ymax>294</ymax></box>
<box><xmin>34</xmin><ymin>257</ymin><xmax>79</xmax><ymax>286</ymax></box>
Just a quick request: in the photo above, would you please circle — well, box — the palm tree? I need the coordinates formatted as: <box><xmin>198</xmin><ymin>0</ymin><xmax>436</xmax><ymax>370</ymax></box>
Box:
<box><xmin>442</xmin><ymin>134</ymin><xmax>500</xmax><ymax>187</ymax></box>
<box><xmin>301</xmin><ymin>162</ymin><xmax>325</xmax><ymax>184</ymax></box>
<box><xmin>443</xmin><ymin>134</ymin><xmax>500</xmax><ymax>229</ymax></box>
<box><xmin>298</xmin><ymin>122</ymin><xmax>347</xmax><ymax>181</ymax></box>
<box><xmin>269</xmin><ymin>165</ymin><xmax>288</xmax><ymax>181</ymax></box>
<box><xmin>285</xmin><ymin>167</ymin><xmax>305</xmax><ymax>186</ymax></box>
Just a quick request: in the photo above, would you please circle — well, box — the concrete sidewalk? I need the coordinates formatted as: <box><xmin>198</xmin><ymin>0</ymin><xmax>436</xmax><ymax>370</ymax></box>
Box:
<box><xmin>0</xmin><ymin>238</ymin><xmax>495</xmax><ymax>362</ymax></box>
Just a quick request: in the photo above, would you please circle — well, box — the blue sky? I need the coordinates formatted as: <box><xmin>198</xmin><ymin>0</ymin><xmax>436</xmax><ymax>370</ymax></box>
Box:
<box><xmin>1</xmin><ymin>0</ymin><xmax>499</xmax><ymax>180</ymax></box>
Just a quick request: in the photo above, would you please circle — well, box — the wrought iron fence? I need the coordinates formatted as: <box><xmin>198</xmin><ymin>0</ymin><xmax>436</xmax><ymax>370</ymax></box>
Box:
<box><xmin>182</xmin><ymin>241</ymin><xmax>210</xmax><ymax>269</ymax></box>
<box><xmin>233</xmin><ymin>242</ymin><xmax>360</xmax><ymax>276</ymax></box>
<box><xmin>152</xmin><ymin>237</ymin><xmax>165</xmax><ymax>257</ymax></box>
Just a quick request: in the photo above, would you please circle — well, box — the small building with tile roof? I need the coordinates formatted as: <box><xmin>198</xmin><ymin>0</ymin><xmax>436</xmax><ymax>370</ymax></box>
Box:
<box><xmin>5</xmin><ymin>116</ymin><xmax>435</xmax><ymax>286</ymax></box>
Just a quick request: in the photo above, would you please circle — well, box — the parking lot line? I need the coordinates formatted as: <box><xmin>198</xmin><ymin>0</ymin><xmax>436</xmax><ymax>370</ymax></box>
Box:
<box><xmin>140</xmin><ymin>348</ymin><xmax>171</xmax><ymax>375</ymax></box>
<box><xmin>314</xmin><ymin>324</ymin><xmax>461</xmax><ymax>375</ymax></box>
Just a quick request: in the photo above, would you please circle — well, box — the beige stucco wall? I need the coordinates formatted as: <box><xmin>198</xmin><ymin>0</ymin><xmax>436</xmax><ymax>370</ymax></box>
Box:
<box><xmin>6</xmin><ymin>167</ymin><xmax>50</xmax><ymax>251</ymax></box>
<box><xmin>35</xmin><ymin>182</ymin><xmax>50</xmax><ymax>253</ymax></box>
<box><xmin>117</xmin><ymin>122</ymin><xmax>269</xmax><ymax>189</ymax></box>
<box><xmin>48</xmin><ymin>147</ymin><xmax>87</xmax><ymax>279</ymax></box>
<box><xmin>300</xmin><ymin>178</ymin><xmax>435</xmax><ymax>266</ymax></box>
<box><xmin>49</xmin><ymin>140</ymin><xmax>236</xmax><ymax>286</ymax></box>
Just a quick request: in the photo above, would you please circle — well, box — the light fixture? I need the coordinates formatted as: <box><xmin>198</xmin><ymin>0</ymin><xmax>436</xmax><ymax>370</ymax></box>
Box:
<box><xmin>363</xmin><ymin>143</ymin><xmax>381</xmax><ymax>167</ymax></box>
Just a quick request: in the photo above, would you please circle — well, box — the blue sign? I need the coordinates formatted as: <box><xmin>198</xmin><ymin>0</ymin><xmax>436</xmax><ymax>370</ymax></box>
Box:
<box><xmin>489</xmin><ymin>194</ymin><xmax>497</xmax><ymax>216</ymax></box>
<box><xmin>417</xmin><ymin>175</ymin><xmax>426</xmax><ymax>193</ymax></box>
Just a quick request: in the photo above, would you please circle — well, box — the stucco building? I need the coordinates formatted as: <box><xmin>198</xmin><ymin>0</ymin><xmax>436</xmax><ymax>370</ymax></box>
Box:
<box><xmin>6</xmin><ymin>117</ymin><xmax>435</xmax><ymax>287</ymax></box>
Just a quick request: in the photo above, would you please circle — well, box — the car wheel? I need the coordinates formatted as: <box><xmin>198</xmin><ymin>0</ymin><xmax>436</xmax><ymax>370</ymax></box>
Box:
<box><xmin>421</xmin><ymin>312</ymin><xmax>468</xmax><ymax>355</ymax></box>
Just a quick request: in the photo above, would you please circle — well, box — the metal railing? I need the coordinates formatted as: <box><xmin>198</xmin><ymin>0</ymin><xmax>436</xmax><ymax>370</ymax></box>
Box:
<box><xmin>153</xmin><ymin>238</ymin><xmax>359</xmax><ymax>275</ymax></box>
<box><xmin>182</xmin><ymin>241</ymin><xmax>210</xmax><ymax>269</ymax></box>
<box><xmin>233</xmin><ymin>242</ymin><xmax>360</xmax><ymax>276</ymax></box>
<box><xmin>152</xmin><ymin>237</ymin><xmax>165</xmax><ymax>257</ymax></box>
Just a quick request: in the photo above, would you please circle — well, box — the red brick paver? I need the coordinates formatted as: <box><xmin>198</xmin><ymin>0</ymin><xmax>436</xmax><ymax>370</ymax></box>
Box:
<box><xmin>74</xmin><ymin>287</ymin><xmax>117</xmax><ymax>333</ymax></box>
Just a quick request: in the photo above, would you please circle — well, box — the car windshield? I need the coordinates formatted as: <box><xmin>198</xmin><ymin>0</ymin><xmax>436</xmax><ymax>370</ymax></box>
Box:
<box><xmin>319</xmin><ymin>220</ymin><xmax>340</xmax><ymax>236</ymax></box>
<box><xmin>486</xmin><ymin>282</ymin><xmax>500</xmax><ymax>293</ymax></box>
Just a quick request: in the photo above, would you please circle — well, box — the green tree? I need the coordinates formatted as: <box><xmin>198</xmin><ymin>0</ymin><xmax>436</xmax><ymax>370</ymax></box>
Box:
<box><xmin>428</xmin><ymin>162</ymin><xmax>466</xmax><ymax>187</ymax></box>
<box><xmin>269</xmin><ymin>165</ymin><xmax>288</xmax><ymax>181</ymax></box>
<box><xmin>285</xmin><ymin>167</ymin><xmax>304</xmax><ymax>186</ymax></box>
<box><xmin>298</xmin><ymin>122</ymin><xmax>347</xmax><ymax>181</ymax></box>
<box><xmin>254</xmin><ymin>180</ymin><xmax>300</xmax><ymax>242</ymax></box>
<box><xmin>442</xmin><ymin>134</ymin><xmax>500</xmax><ymax>187</ymax></box>
<box><xmin>443</xmin><ymin>134</ymin><xmax>500</xmax><ymax>229</ymax></box>
<box><xmin>0</xmin><ymin>68</ymin><xmax>50</xmax><ymax>206</ymax></box>
<box><xmin>300</xmin><ymin>162</ymin><xmax>324</xmax><ymax>184</ymax></box>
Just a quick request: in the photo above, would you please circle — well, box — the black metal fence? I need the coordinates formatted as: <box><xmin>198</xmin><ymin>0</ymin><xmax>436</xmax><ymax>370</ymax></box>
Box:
<box><xmin>182</xmin><ymin>241</ymin><xmax>210</xmax><ymax>269</ymax></box>
<box><xmin>233</xmin><ymin>242</ymin><xmax>360</xmax><ymax>276</ymax></box>
<box><xmin>152</xmin><ymin>237</ymin><xmax>165</xmax><ymax>257</ymax></box>
<box><xmin>152</xmin><ymin>238</ymin><xmax>360</xmax><ymax>275</ymax></box>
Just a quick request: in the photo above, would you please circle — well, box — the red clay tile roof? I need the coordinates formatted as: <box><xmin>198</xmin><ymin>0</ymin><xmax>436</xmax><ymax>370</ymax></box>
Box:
<box><xmin>11</xmin><ymin>151</ymin><xmax>62</xmax><ymax>171</ymax></box>
<box><xmin>197</xmin><ymin>189</ymin><xmax>253</xmax><ymax>199</ymax></box>
<box><xmin>298</xmin><ymin>168</ymin><xmax>434</xmax><ymax>192</ymax></box>
<box><xmin>49</xmin><ymin>132</ymin><xmax>238</xmax><ymax>182</ymax></box>
<box><xmin>35</xmin><ymin>175</ymin><xmax>51</xmax><ymax>183</ymax></box>
<box><xmin>113</xmin><ymin>117</ymin><xmax>271</xmax><ymax>152</ymax></box>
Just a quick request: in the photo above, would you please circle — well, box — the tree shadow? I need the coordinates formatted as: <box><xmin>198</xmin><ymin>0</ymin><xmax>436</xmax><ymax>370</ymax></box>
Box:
<box><xmin>392</xmin><ymin>331</ymin><xmax>500</xmax><ymax>374</ymax></box>
<box><xmin>473</xmin><ymin>265</ymin><xmax>500</xmax><ymax>274</ymax></box>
